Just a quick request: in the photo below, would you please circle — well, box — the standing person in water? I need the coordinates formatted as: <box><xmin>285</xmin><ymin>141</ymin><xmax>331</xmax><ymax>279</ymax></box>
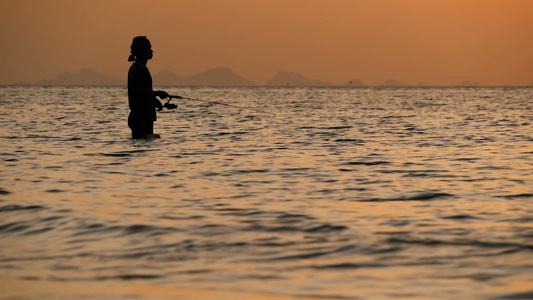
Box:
<box><xmin>127</xmin><ymin>36</ymin><xmax>170</xmax><ymax>139</ymax></box>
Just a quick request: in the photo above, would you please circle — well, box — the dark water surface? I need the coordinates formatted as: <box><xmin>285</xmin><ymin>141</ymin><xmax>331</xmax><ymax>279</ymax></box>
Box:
<box><xmin>0</xmin><ymin>86</ymin><xmax>531</xmax><ymax>299</ymax></box>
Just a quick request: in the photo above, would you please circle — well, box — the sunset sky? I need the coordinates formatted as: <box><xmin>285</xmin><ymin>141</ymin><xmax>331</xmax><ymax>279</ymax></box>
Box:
<box><xmin>1</xmin><ymin>0</ymin><xmax>532</xmax><ymax>86</ymax></box>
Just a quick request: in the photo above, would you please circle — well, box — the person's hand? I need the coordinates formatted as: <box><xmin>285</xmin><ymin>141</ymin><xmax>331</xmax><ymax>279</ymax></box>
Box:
<box><xmin>156</xmin><ymin>91</ymin><xmax>170</xmax><ymax>99</ymax></box>
<box><xmin>155</xmin><ymin>99</ymin><xmax>163</xmax><ymax>111</ymax></box>
<box><xmin>164</xmin><ymin>102</ymin><xmax>178</xmax><ymax>109</ymax></box>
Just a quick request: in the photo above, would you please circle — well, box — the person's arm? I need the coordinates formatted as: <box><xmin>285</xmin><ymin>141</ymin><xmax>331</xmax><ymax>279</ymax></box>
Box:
<box><xmin>133</xmin><ymin>89</ymin><xmax>168</xmax><ymax>100</ymax></box>
<box><xmin>151</xmin><ymin>91</ymin><xmax>170</xmax><ymax>111</ymax></box>
<box><xmin>152</xmin><ymin>90</ymin><xmax>169</xmax><ymax>99</ymax></box>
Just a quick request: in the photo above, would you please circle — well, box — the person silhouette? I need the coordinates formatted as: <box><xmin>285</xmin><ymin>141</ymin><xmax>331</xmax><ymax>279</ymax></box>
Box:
<box><xmin>127</xmin><ymin>36</ymin><xmax>169</xmax><ymax>138</ymax></box>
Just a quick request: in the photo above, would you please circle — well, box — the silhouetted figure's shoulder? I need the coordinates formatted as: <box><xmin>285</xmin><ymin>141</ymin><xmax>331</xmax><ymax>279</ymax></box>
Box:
<box><xmin>128</xmin><ymin>63</ymin><xmax>152</xmax><ymax>97</ymax></box>
<box><xmin>128</xmin><ymin>62</ymin><xmax>150</xmax><ymax>83</ymax></box>
<box><xmin>128</xmin><ymin>61</ymin><xmax>148</xmax><ymax>72</ymax></box>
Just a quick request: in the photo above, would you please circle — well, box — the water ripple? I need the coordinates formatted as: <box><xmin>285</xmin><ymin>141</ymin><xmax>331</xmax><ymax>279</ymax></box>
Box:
<box><xmin>359</xmin><ymin>192</ymin><xmax>454</xmax><ymax>202</ymax></box>
<box><xmin>0</xmin><ymin>86</ymin><xmax>531</xmax><ymax>299</ymax></box>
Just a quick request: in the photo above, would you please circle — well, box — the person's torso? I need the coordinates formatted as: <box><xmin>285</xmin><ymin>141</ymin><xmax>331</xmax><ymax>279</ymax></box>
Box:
<box><xmin>128</xmin><ymin>63</ymin><xmax>154</xmax><ymax>112</ymax></box>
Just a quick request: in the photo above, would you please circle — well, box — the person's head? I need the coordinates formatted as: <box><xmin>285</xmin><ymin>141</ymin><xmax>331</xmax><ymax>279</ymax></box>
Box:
<box><xmin>128</xmin><ymin>36</ymin><xmax>153</xmax><ymax>62</ymax></box>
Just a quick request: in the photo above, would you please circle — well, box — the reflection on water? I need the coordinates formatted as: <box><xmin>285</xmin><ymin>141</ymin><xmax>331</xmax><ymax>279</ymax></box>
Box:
<box><xmin>0</xmin><ymin>86</ymin><xmax>531</xmax><ymax>299</ymax></box>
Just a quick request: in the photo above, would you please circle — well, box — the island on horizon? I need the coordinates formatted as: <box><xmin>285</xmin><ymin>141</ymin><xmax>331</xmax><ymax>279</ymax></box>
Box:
<box><xmin>12</xmin><ymin>67</ymin><xmax>531</xmax><ymax>87</ymax></box>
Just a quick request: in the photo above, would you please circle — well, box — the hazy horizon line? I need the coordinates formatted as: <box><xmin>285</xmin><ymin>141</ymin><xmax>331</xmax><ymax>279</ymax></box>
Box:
<box><xmin>3</xmin><ymin>84</ymin><xmax>532</xmax><ymax>88</ymax></box>
<box><xmin>5</xmin><ymin>67</ymin><xmax>533</xmax><ymax>87</ymax></box>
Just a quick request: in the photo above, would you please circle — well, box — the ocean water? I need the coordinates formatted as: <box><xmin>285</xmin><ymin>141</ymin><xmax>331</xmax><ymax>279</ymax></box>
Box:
<box><xmin>0</xmin><ymin>86</ymin><xmax>531</xmax><ymax>299</ymax></box>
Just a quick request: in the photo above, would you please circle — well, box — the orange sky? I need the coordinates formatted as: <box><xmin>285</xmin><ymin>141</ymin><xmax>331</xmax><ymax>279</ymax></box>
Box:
<box><xmin>1</xmin><ymin>0</ymin><xmax>532</xmax><ymax>86</ymax></box>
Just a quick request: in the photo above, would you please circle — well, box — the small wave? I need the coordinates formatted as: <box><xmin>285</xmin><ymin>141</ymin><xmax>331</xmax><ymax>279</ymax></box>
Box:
<box><xmin>324</xmin><ymin>126</ymin><xmax>353</xmax><ymax>130</ymax></box>
<box><xmin>475</xmin><ymin>166</ymin><xmax>509</xmax><ymax>170</ymax></box>
<box><xmin>232</xmin><ymin>169</ymin><xmax>270</xmax><ymax>174</ymax></box>
<box><xmin>307</xmin><ymin>262</ymin><xmax>383</xmax><ymax>269</ymax></box>
<box><xmin>265</xmin><ymin>245</ymin><xmax>356</xmax><ymax>261</ymax></box>
<box><xmin>103</xmin><ymin>171</ymin><xmax>124</xmax><ymax>174</ymax></box>
<box><xmin>452</xmin><ymin>157</ymin><xmax>480</xmax><ymax>162</ymax></box>
<box><xmin>433</xmin><ymin>272</ymin><xmax>507</xmax><ymax>282</ymax></box>
<box><xmin>25</xmin><ymin>134</ymin><xmax>62</xmax><ymax>139</ymax></box>
<box><xmin>268</xmin><ymin>251</ymin><xmax>333</xmax><ymax>261</ymax></box>
<box><xmin>496</xmin><ymin>193</ymin><xmax>533</xmax><ymax>199</ymax></box>
<box><xmin>360</xmin><ymin>192</ymin><xmax>454</xmax><ymax>202</ymax></box>
<box><xmin>492</xmin><ymin>291</ymin><xmax>533</xmax><ymax>300</ymax></box>
<box><xmin>358</xmin><ymin>180</ymin><xmax>393</xmax><ymax>185</ymax></box>
<box><xmin>304</xmin><ymin>224</ymin><xmax>348</xmax><ymax>232</ymax></box>
<box><xmin>45</xmin><ymin>189</ymin><xmax>66</xmax><ymax>193</ymax></box>
<box><xmin>298</xmin><ymin>126</ymin><xmax>353</xmax><ymax>130</ymax></box>
<box><xmin>344</xmin><ymin>187</ymin><xmax>367</xmax><ymax>192</ymax></box>
<box><xmin>334</xmin><ymin>138</ymin><xmax>364</xmax><ymax>143</ymax></box>
<box><xmin>160</xmin><ymin>215</ymin><xmax>204</xmax><ymax>220</ymax></box>
<box><xmin>500</xmin><ymin>217</ymin><xmax>533</xmax><ymax>223</ymax></box>
<box><xmin>95</xmin><ymin>274</ymin><xmax>163</xmax><ymax>281</ymax></box>
<box><xmin>87</xmin><ymin>149</ymin><xmax>151</xmax><ymax>157</ymax></box>
<box><xmin>388</xmin><ymin>237</ymin><xmax>533</xmax><ymax>250</ymax></box>
<box><xmin>119</xmin><ymin>224</ymin><xmax>180</xmax><ymax>236</ymax></box>
<box><xmin>235</xmin><ymin>274</ymin><xmax>285</xmax><ymax>280</ymax></box>
<box><xmin>98</xmin><ymin>153</ymin><xmax>133</xmax><ymax>157</ymax></box>
<box><xmin>402</xmin><ymin>172</ymin><xmax>456</xmax><ymax>178</ymax></box>
<box><xmin>0</xmin><ymin>205</ymin><xmax>44</xmax><ymax>212</ymax></box>
<box><xmin>201</xmin><ymin>171</ymin><xmax>220</xmax><ymax>177</ymax></box>
<box><xmin>440</xmin><ymin>214</ymin><xmax>480</xmax><ymax>220</ymax></box>
<box><xmin>461</xmin><ymin>177</ymin><xmax>498</xmax><ymax>182</ymax></box>
<box><xmin>217</xmin><ymin>209</ymin><xmax>265</xmax><ymax>217</ymax></box>
<box><xmin>154</xmin><ymin>173</ymin><xmax>171</xmax><ymax>177</ymax></box>
<box><xmin>343</xmin><ymin>161</ymin><xmax>390</xmax><ymax>166</ymax></box>
<box><xmin>44</xmin><ymin>166</ymin><xmax>63</xmax><ymax>170</ymax></box>
<box><xmin>72</xmin><ymin>223</ymin><xmax>178</xmax><ymax>237</ymax></box>
<box><xmin>180</xmin><ymin>151</ymin><xmax>216</xmax><ymax>156</ymax></box>
<box><xmin>217</xmin><ymin>131</ymin><xmax>249</xmax><ymax>135</ymax></box>
<box><xmin>127</xmin><ymin>224</ymin><xmax>179</xmax><ymax>235</ymax></box>
<box><xmin>379</xmin><ymin>169</ymin><xmax>448</xmax><ymax>175</ymax></box>
<box><xmin>0</xmin><ymin>222</ymin><xmax>30</xmax><ymax>233</ymax></box>
<box><xmin>21</xmin><ymin>227</ymin><xmax>54</xmax><ymax>236</ymax></box>
<box><xmin>280</xmin><ymin>167</ymin><xmax>314</xmax><ymax>172</ymax></box>
<box><xmin>123</xmin><ymin>224</ymin><xmax>161</xmax><ymax>234</ymax></box>
<box><xmin>277</xmin><ymin>213</ymin><xmax>316</xmax><ymax>221</ymax></box>
<box><xmin>41</xmin><ymin>216</ymin><xmax>63</xmax><ymax>222</ymax></box>
<box><xmin>245</xmin><ymin>223</ymin><xmax>347</xmax><ymax>233</ymax></box>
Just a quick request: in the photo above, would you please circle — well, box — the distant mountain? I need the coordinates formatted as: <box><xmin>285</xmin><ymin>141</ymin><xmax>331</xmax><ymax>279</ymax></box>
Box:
<box><xmin>265</xmin><ymin>71</ymin><xmax>332</xmax><ymax>86</ymax></box>
<box><xmin>25</xmin><ymin>68</ymin><xmax>125</xmax><ymax>86</ymax></box>
<box><xmin>380</xmin><ymin>79</ymin><xmax>405</xmax><ymax>87</ymax></box>
<box><xmin>153</xmin><ymin>67</ymin><xmax>254</xmax><ymax>86</ymax></box>
<box><xmin>341</xmin><ymin>79</ymin><xmax>364</xmax><ymax>87</ymax></box>
<box><xmin>152</xmin><ymin>69</ymin><xmax>184</xmax><ymax>86</ymax></box>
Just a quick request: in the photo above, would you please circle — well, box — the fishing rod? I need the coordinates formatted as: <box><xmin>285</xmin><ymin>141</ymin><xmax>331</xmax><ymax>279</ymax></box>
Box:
<box><xmin>164</xmin><ymin>95</ymin><xmax>274</xmax><ymax>115</ymax></box>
